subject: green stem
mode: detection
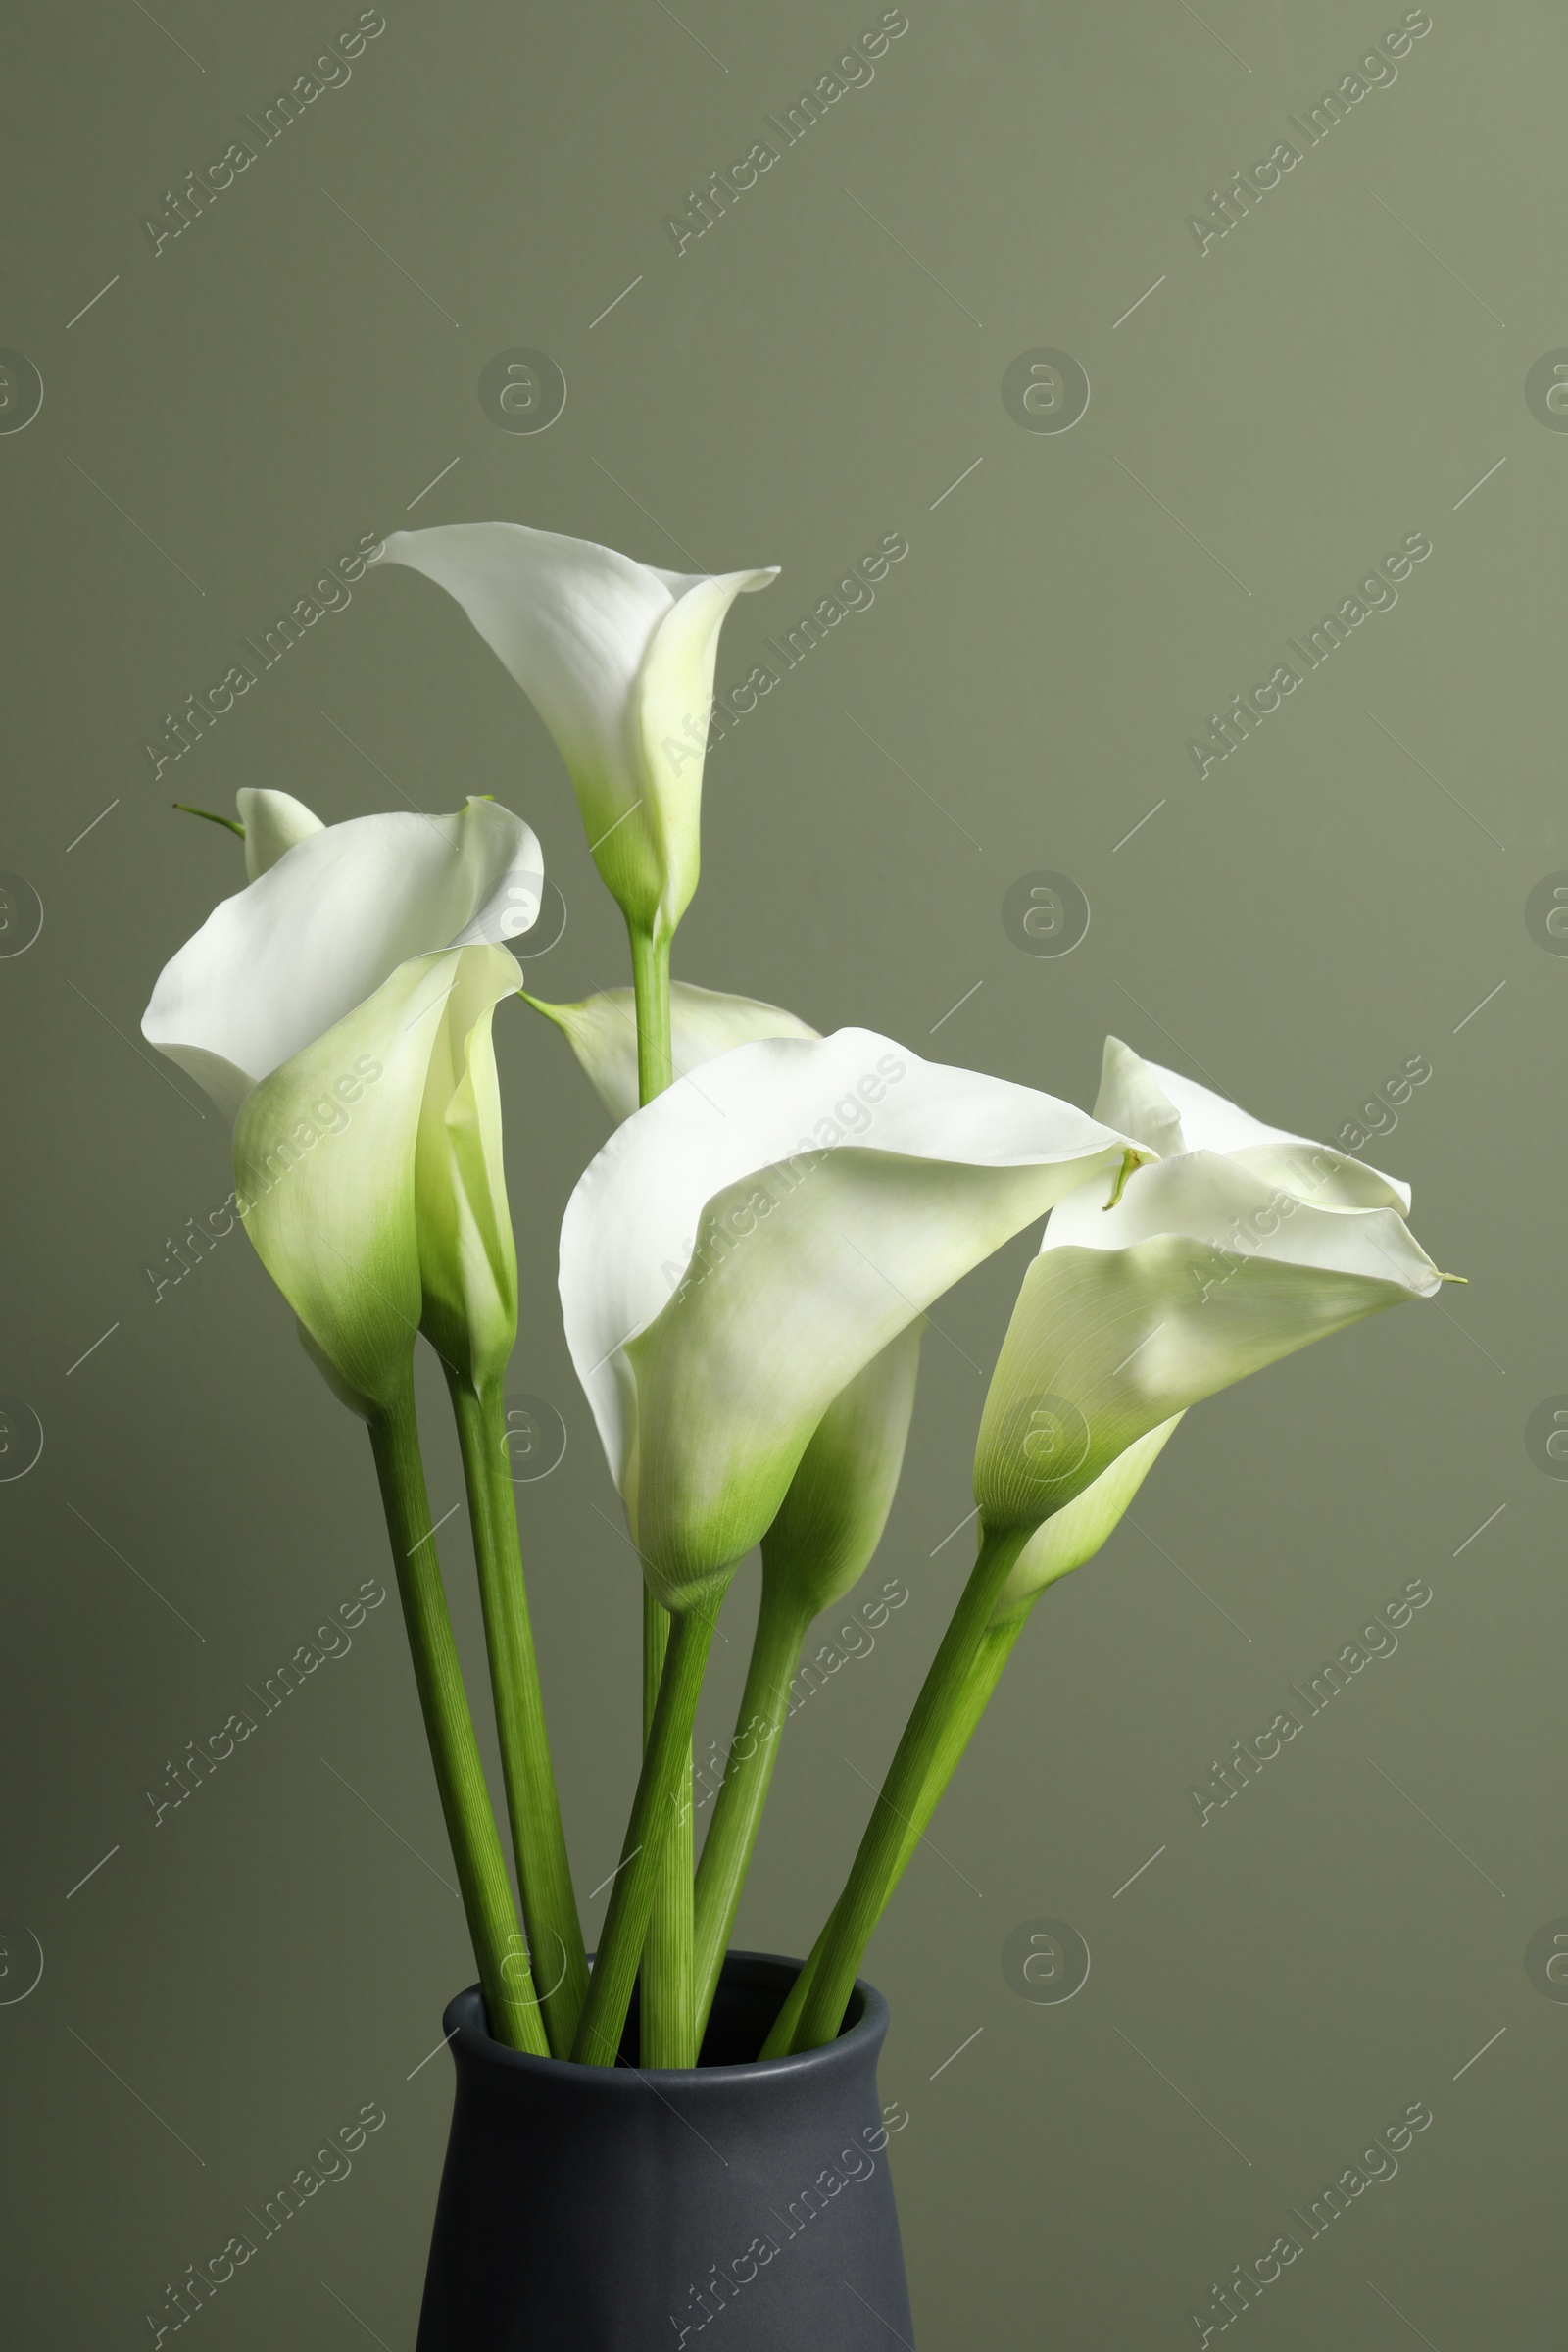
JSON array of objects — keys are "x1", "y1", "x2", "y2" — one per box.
[
  {"x1": 638, "y1": 1581, "x2": 699, "y2": 2063},
  {"x1": 760, "y1": 1615, "x2": 1026, "y2": 2058},
  {"x1": 886, "y1": 1616, "x2": 1028, "y2": 1886},
  {"x1": 571, "y1": 1608, "x2": 717, "y2": 2065},
  {"x1": 787, "y1": 1524, "x2": 1030, "y2": 2052},
  {"x1": 692, "y1": 1573, "x2": 813, "y2": 2036},
  {"x1": 447, "y1": 1369, "x2": 590, "y2": 2057},
  {"x1": 367, "y1": 1380, "x2": 548, "y2": 2056},
  {"x1": 628, "y1": 919, "x2": 673, "y2": 1102},
  {"x1": 643, "y1": 1586, "x2": 668, "y2": 1747},
  {"x1": 758, "y1": 1915, "x2": 833, "y2": 2064},
  {"x1": 627, "y1": 914, "x2": 697, "y2": 2064}
]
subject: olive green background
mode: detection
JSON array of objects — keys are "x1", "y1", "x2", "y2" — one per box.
[{"x1": 2, "y1": 1, "x2": 1563, "y2": 2342}]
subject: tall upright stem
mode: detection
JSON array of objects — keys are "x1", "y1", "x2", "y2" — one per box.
[
  {"x1": 760, "y1": 1613, "x2": 1026, "y2": 2059},
  {"x1": 628, "y1": 920, "x2": 673, "y2": 1101},
  {"x1": 367, "y1": 1379, "x2": 549, "y2": 2056},
  {"x1": 692, "y1": 1572, "x2": 813, "y2": 2035},
  {"x1": 571, "y1": 1608, "x2": 717, "y2": 2065},
  {"x1": 447, "y1": 1369, "x2": 590, "y2": 2056},
  {"x1": 638, "y1": 1579, "x2": 698, "y2": 2063},
  {"x1": 787, "y1": 1523, "x2": 1029, "y2": 2052},
  {"x1": 627, "y1": 914, "x2": 696, "y2": 2066}
]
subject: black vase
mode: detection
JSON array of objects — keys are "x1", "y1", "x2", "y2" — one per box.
[{"x1": 416, "y1": 1950, "x2": 915, "y2": 2350}]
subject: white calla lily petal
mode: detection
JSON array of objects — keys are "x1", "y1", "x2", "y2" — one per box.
[
  {"x1": 991, "y1": 1414, "x2": 1183, "y2": 1624},
  {"x1": 378, "y1": 522, "x2": 775, "y2": 933},
  {"x1": 526, "y1": 979, "x2": 819, "y2": 1126},
  {"x1": 1092, "y1": 1036, "x2": 1188, "y2": 1160},
  {"x1": 143, "y1": 799, "x2": 542, "y2": 1112},
  {"x1": 381, "y1": 523, "x2": 679, "y2": 791},
  {"x1": 1095, "y1": 1037, "x2": 1408, "y2": 1213},
  {"x1": 236, "y1": 788, "x2": 325, "y2": 880},
  {"x1": 976, "y1": 1039, "x2": 1441, "y2": 1545},
  {"x1": 559, "y1": 1028, "x2": 1139, "y2": 1607},
  {"x1": 145, "y1": 798, "x2": 542, "y2": 1416},
  {"x1": 976, "y1": 1239, "x2": 1431, "y2": 1539},
  {"x1": 1044, "y1": 1149, "x2": 1438, "y2": 1293}
]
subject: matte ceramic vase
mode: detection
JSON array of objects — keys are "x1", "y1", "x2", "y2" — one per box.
[{"x1": 416, "y1": 1949, "x2": 915, "y2": 2350}]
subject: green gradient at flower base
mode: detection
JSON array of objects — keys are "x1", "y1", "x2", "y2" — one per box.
[{"x1": 234, "y1": 946, "x2": 525, "y2": 1416}]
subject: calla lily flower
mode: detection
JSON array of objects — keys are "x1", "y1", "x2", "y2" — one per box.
[
  {"x1": 559, "y1": 1028, "x2": 1142, "y2": 1612},
  {"x1": 974, "y1": 1038, "x2": 1443, "y2": 1557},
  {"x1": 525, "y1": 979, "x2": 819, "y2": 1127},
  {"x1": 533, "y1": 979, "x2": 911, "y2": 1599},
  {"x1": 377, "y1": 523, "x2": 777, "y2": 940},
  {"x1": 142, "y1": 791, "x2": 544, "y2": 1414},
  {"x1": 538, "y1": 977, "x2": 914, "y2": 1601}
]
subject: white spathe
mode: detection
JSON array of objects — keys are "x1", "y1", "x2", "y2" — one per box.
[
  {"x1": 974, "y1": 1038, "x2": 1443, "y2": 1549},
  {"x1": 538, "y1": 978, "x2": 915, "y2": 1616},
  {"x1": 378, "y1": 522, "x2": 776, "y2": 939},
  {"x1": 1044, "y1": 1037, "x2": 1432, "y2": 1287},
  {"x1": 559, "y1": 1027, "x2": 1142, "y2": 1609},
  {"x1": 143, "y1": 792, "x2": 543, "y2": 1411},
  {"x1": 145, "y1": 793, "x2": 543, "y2": 1119}
]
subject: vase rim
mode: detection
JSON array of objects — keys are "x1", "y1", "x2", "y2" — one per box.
[{"x1": 441, "y1": 1948, "x2": 889, "y2": 2087}]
